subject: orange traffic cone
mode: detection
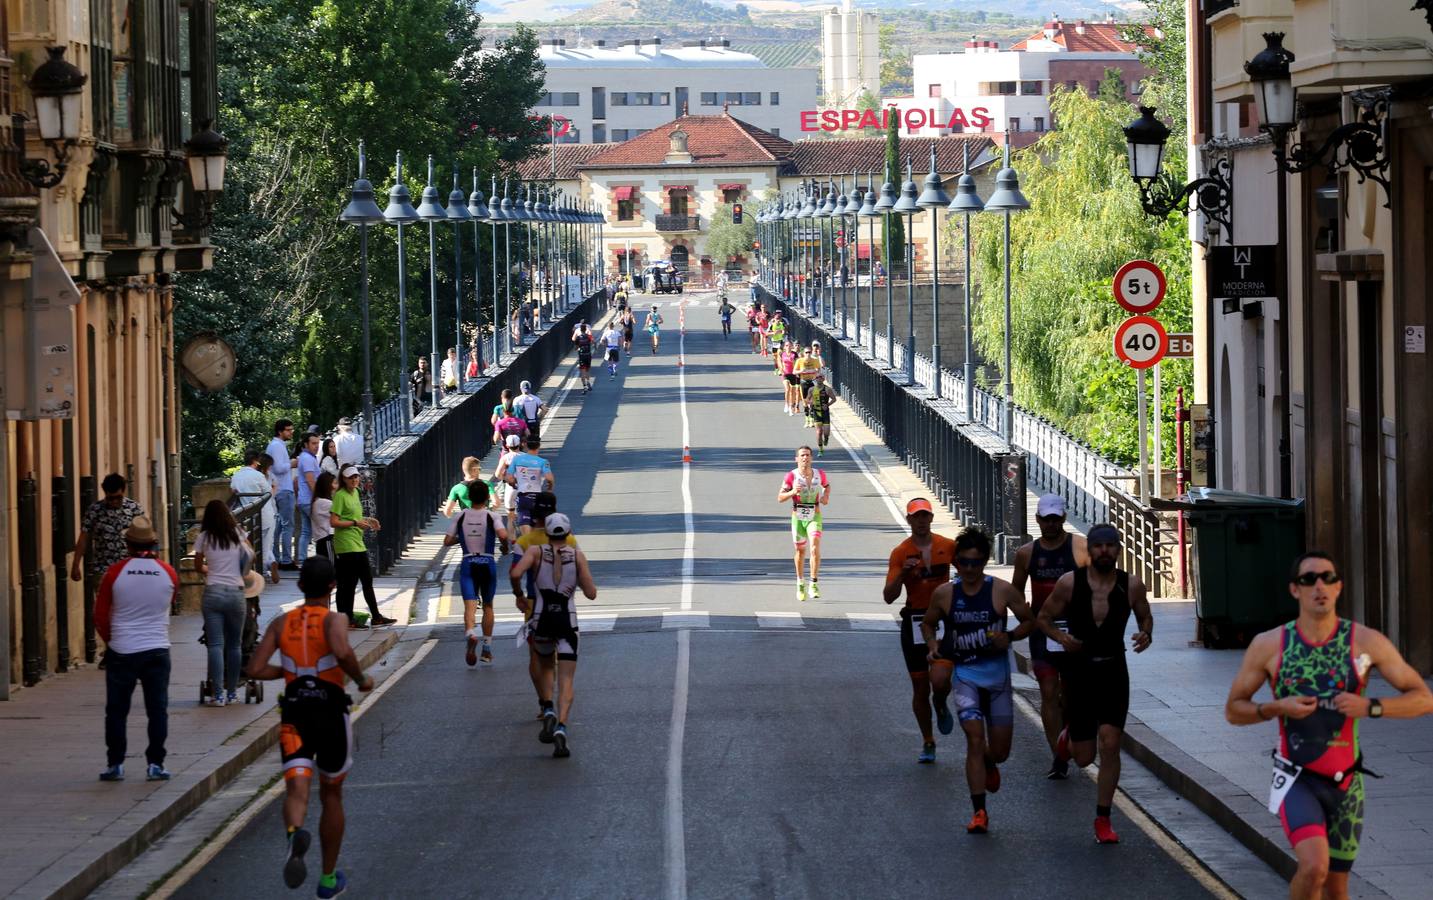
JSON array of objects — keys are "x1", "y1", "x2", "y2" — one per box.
[{"x1": 682, "y1": 445, "x2": 693, "y2": 463}]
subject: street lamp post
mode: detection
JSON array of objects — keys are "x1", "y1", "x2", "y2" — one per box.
[
  {"x1": 383, "y1": 152, "x2": 420, "y2": 432},
  {"x1": 467, "y1": 172, "x2": 490, "y2": 378},
  {"x1": 501, "y1": 180, "x2": 514, "y2": 354},
  {"x1": 892, "y1": 159, "x2": 920, "y2": 386},
  {"x1": 416, "y1": 157, "x2": 447, "y2": 407},
  {"x1": 858, "y1": 169, "x2": 878, "y2": 358},
  {"x1": 446, "y1": 166, "x2": 472, "y2": 393},
  {"x1": 916, "y1": 144, "x2": 951, "y2": 398},
  {"x1": 982, "y1": 144, "x2": 1031, "y2": 444},
  {"x1": 486, "y1": 176, "x2": 504, "y2": 367},
  {"x1": 873, "y1": 167, "x2": 897, "y2": 366},
  {"x1": 835, "y1": 177, "x2": 849, "y2": 339},
  {"x1": 338, "y1": 141, "x2": 386, "y2": 462},
  {"x1": 948, "y1": 144, "x2": 985, "y2": 422},
  {"x1": 844, "y1": 172, "x2": 863, "y2": 345}
]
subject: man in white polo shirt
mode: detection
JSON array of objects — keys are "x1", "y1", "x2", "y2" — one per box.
[{"x1": 94, "y1": 517, "x2": 178, "y2": 782}]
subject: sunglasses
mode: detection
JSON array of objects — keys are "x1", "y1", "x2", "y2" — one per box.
[
  {"x1": 1293, "y1": 571, "x2": 1342, "y2": 587},
  {"x1": 955, "y1": 556, "x2": 987, "y2": 568}
]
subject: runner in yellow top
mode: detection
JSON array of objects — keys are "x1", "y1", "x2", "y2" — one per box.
[{"x1": 793, "y1": 348, "x2": 821, "y2": 425}]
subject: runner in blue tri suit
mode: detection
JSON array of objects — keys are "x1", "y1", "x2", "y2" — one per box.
[
  {"x1": 443, "y1": 480, "x2": 508, "y2": 666},
  {"x1": 645, "y1": 304, "x2": 664, "y2": 355}
]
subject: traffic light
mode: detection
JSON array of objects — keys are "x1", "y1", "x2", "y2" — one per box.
[{"x1": 732, "y1": 203, "x2": 743, "y2": 224}]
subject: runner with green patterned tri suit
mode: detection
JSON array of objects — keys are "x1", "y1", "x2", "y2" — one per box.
[
  {"x1": 776, "y1": 446, "x2": 830, "y2": 602},
  {"x1": 805, "y1": 372, "x2": 836, "y2": 457},
  {"x1": 1226, "y1": 551, "x2": 1433, "y2": 900}
]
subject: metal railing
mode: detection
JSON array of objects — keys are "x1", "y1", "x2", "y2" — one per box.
[
  {"x1": 1099, "y1": 473, "x2": 1176, "y2": 598},
  {"x1": 655, "y1": 214, "x2": 700, "y2": 232}
]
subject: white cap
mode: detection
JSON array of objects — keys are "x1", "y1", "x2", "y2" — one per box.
[
  {"x1": 1036, "y1": 494, "x2": 1067, "y2": 517},
  {"x1": 520, "y1": 380, "x2": 532, "y2": 393},
  {"x1": 545, "y1": 513, "x2": 572, "y2": 537},
  {"x1": 340, "y1": 464, "x2": 362, "y2": 479},
  {"x1": 505, "y1": 434, "x2": 522, "y2": 448}
]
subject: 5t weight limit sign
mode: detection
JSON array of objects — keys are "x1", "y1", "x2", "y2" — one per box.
[{"x1": 1114, "y1": 315, "x2": 1168, "y2": 369}]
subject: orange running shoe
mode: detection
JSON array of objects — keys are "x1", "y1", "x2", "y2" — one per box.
[
  {"x1": 1094, "y1": 816, "x2": 1120, "y2": 844},
  {"x1": 966, "y1": 810, "x2": 989, "y2": 834}
]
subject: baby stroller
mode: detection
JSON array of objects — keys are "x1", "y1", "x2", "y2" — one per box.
[{"x1": 198, "y1": 570, "x2": 266, "y2": 704}]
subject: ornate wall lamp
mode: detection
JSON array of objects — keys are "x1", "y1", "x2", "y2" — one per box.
[{"x1": 1123, "y1": 106, "x2": 1232, "y2": 242}]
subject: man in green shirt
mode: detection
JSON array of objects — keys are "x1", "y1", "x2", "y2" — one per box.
[
  {"x1": 331, "y1": 465, "x2": 395, "y2": 628},
  {"x1": 441, "y1": 457, "x2": 485, "y2": 517}
]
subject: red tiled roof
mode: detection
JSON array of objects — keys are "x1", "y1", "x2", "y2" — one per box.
[
  {"x1": 1010, "y1": 21, "x2": 1151, "y2": 53},
  {"x1": 784, "y1": 135, "x2": 997, "y2": 178},
  {"x1": 516, "y1": 143, "x2": 615, "y2": 180},
  {"x1": 580, "y1": 114, "x2": 793, "y2": 168}
]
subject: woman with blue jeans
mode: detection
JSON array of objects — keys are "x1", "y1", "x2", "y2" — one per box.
[{"x1": 193, "y1": 499, "x2": 254, "y2": 706}]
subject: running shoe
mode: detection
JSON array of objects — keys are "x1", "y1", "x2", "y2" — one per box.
[
  {"x1": 783, "y1": 405, "x2": 790, "y2": 414},
  {"x1": 465, "y1": 634, "x2": 478, "y2": 667},
  {"x1": 285, "y1": 828, "x2": 312, "y2": 888},
  {"x1": 918, "y1": 742, "x2": 936, "y2": 765},
  {"x1": 817, "y1": 446, "x2": 824, "y2": 457},
  {"x1": 985, "y1": 763, "x2": 1002, "y2": 793},
  {"x1": 315, "y1": 870, "x2": 347, "y2": 898},
  {"x1": 966, "y1": 810, "x2": 989, "y2": 834},
  {"x1": 539, "y1": 709, "x2": 557, "y2": 744},
  {"x1": 552, "y1": 725, "x2": 571, "y2": 758},
  {"x1": 98, "y1": 764, "x2": 124, "y2": 782},
  {"x1": 370, "y1": 615, "x2": 398, "y2": 627},
  {"x1": 146, "y1": 763, "x2": 172, "y2": 781},
  {"x1": 207, "y1": 694, "x2": 226, "y2": 708},
  {"x1": 808, "y1": 581, "x2": 820, "y2": 600},
  {"x1": 226, "y1": 690, "x2": 239, "y2": 705},
  {"x1": 1094, "y1": 816, "x2": 1120, "y2": 844},
  {"x1": 935, "y1": 698, "x2": 954, "y2": 735},
  {"x1": 479, "y1": 643, "x2": 493, "y2": 664},
  {"x1": 1055, "y1": 726, "x2": 1071, "y2": 763},
  {"x1": 796, "y1": 581, "x2": 807, "y2": 602},
  {"x1": 1047, "y1": 758, "x2": 1070, "y2": 780}
]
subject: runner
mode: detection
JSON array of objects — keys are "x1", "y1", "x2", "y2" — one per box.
[
  {"x1": 244, "y1": 557, "x2": 374, "y2": 897},
  {"x1": 497, "y1": 435, "x2": 555, "y2": 536},
  {"x1": 515, "y1": 380, "x2": 545, "y2": 435},
  {"x1": 443, "y1": 481, "x2": 508, "y2": 666},
  {"x1": 1010, "y1": 494, "x2": 1089, "y2": 779},
  {"x1": 494, "y1": 435, "x2": 523, "y2": 536},
  {"x1": 1036, "y1": 523, "x2": 1154, "y2": 845},
  {"x1": 793, "y1": 347, "x2": 821, "y2": 424},
  {"x1": 808, "y1": 339, "x2": 824, "y2": 371},
  {"x1": 718, "y1": 297, "x2": 736, "y2": 338},
  {"x1": 768, "y1": 311, "x2": 787, "y2": 360},
  {"x1": 806, "y1": 372, "x2": 836, "y2": 456},
  {"x1": 602, "y1": 320, "x2": 623, "y2": 379},
  {"x1": 493, "y1": 395, "x2": 529, "y2": 447},
  {"x1": 510, "y1": 492, "x2": 577, "y2": 713},
  {"x1": 645, "y1": 304, "x2": 664, "y2": 355},
  {"x1": 440, "y1": 456, "x2": 484, "y2": 518},
  {"x1": 882, "y1": 497, "x2": 957, "y2": 764},
  {"x1": 510, "y1": 514, "x2": 597, "y2": 758},
  {"x1": 755, "y1": 304, "x2": 771, "y2": 357},
  {"x1": 621, "y1": 307, "x2": 636, "y2": 355},
  {"x1": 1225, "y1": 551, "x2": 1433, "y2": 898},
  {"x1": 924, "y1": 528, "x2": 1035, "y2": 834},
  {"x1": 574, "y1": 323, "x2": 596, "y2": 393},
  {"x1": 779, "y1": 342, "x2": 800, "y2": 415},
  {"x1": 490, "y1": 389, "x2": 518, "y2": 442},
  {"x1": 615, "y1": 284, "x2": 628, "y2": 313},
  {"x1": 746, "y1": 301, "x2": 761, "y2": 352},
  {"x1": 776, "y1": 446, "x2": 830, "y2": 601}
]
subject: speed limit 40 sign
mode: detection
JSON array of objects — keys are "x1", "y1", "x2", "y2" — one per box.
[
  {"x1": 1114, "y1": 260, "x2": 1167, "y2": 314},
  {"x1": 1114, "y1": 315, "x2": 1168, "y2": 369}
]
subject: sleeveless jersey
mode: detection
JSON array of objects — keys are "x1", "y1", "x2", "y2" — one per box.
[
  {"x1": 575, "y1": 333, "x2": 594, "y2": 356},
  {"x1": 808, "y1": 384, "x2": 832, "y2": 414},
  {"x1": 1067, "y1": 568, "x2": 1131, "y2": 661},
  {"x1": 279, "y1": 605, "x2": 344, "y2": 687},
  {"x1": 536, "y1": 544, "x2": 579, "y2": 597},
  {"x1": 783, "y1": 468, "x2": 828, "y2": 513},
  {"x1": 533, "y1": 544, "x2": 580, "y2": 641},
  {"x1": 943, "y1": 576, "x2": 1002, "y2": 666},
  {"x1": 1029, "y1": 534, "x2": 1078, "y2": 613},
  {"x1": 449, "y1": 508, "x2": 501, "y2": 558},
  {"x1": 780, "y1": 351, "x2": 796, "y2": 375},
  {"x1": 1274, "y1": 619, "x2": 1364, "y2": 778}
]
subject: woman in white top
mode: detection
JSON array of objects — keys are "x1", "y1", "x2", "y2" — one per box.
[
  {"x1": 193, "y1": 499, "x2": 254, "y2": 706},
  {"x1": 311, "y1": 472, "x2": 337, "y2": 563},
  {"x1": 319, "y1": 438, "x2": 340, "y2": 479}
]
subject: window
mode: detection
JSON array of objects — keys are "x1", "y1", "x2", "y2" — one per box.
[
  {"x1": 1008, "y1": 118, "x2": 1021, "y2": 132},
  {"x1": 996, "y1": 81, "x2": 1017, "y2": 95},
  {"x1": 559, "y1": 128, "x2": 581, "y2": 143},
  {"x1": 537, "y1": 91, "x2": 579, "y2": 107},
  {"x1": 657, "y1": 92, "x2": 671, "y2": 105},
  {"x1": 611, "y1": 129, "x2": 628, "y2": 141},
  {"x1": 562, "y1": 92, "x2": 579, "y2": 106},
  {"x1": 723, "y1": 188, "x2": 741, "y2": 204},
  {"x1": 700, "y1": 92, "x2": 719, "y2": 106},
  {"x1": 670, "y1": 192, "x2": 689, "y2": 215},
  {"x1": 632, "y1": 129, "x2": 649, "y2": 138},
  {"x1": 617, "y1": 199, "x2": 635, "y2": 221},
  {"x1": 1033, "y1": 116, "x2": 1045, "y2": 132},
  {"x1": 726, "y1": 93, "x2": 742, "y2": 105},
  {"x1": 1089, "y1": 80, "x2": 1101, "y2": 94},
  {"x1": 770, "y1": 92, "x2": 780, "y2": 105},
  {"x1": 592, "y1": 124, "x2": 606, "y2": 142},
  {"x1": 927, "y1": 83, "x2": 941, "y2": 98},
  {"x1": 771, "y1": 128, "x2": 779, "y2": 136},
  {"x1": 634, "y1": 92, "x2": 653, "y2": 105},
  {"x1": 611, "y1": 92, "x2": 629, "y2": 106},
  {"x1": 1064, "y1": 80, "x2": 1078, "y2": 92},
  {"x1": 743, "y1": 92, "x2": 761, "y2": 105},
  {"x1": 1020, "y1": 80, "x2": 1043, "y2": 95}
]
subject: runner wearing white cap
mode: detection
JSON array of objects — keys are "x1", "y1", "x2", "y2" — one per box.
[{"x1": 514, "y1": 381, "x2": 544, "y2": 435}]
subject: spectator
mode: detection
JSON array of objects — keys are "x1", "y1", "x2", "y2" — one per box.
[
  {"x1": 332, "y1": 465, "x2": 396, "y2": 628},
  {"x1": 410, "y1": 357, "x2": 433, "y2": 411},
  {"x1": 229, "y1": 451, "x2": 277, "y2": 585},
  {"x1": 265, "y1": 419, "x2": 297, "y2": 571},
  {"x1": 466, "y1": 343, "x2": 483, "y2": 380},
  {"x1": 319, "y1": 438, "x2": 340, "y2": 479},
  {"x1": 95, "y1": 516, "x2": 176, "y2": 782},
  {"x1": 441, "y1": 347, "x2": 460, "y2": 396},
  {"x1": 193, "y1": 500, "x2": 254, "y2": 706},
  {"x1": 295, "y1": 432, "x2": 321, "y2": 561},
  {"x1": 311, "y1": 472, "x2": 337, "y2": 563},
  {"x1": 71, "y1": 472, "x2": 145, "y2": 585},
  {"x1": 333, "y1": 417, "x2": 363, "y2": 468}
]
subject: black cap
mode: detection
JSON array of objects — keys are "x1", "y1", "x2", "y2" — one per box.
[{"x1": 298, "y1": 556, "x2": 337, "y2": 597}]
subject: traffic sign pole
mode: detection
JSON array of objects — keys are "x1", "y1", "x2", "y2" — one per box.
[
  {"x1": 1153, "y1": 363, "x2": 1162, "y2": 500},
  {"x1": 1138, "y1": 368, "x2": 1149, "y2": 500}
]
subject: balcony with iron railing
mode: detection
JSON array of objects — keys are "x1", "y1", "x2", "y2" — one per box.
[{"x1": 655, "y1": 214, "x2": 700, "y2": 232}]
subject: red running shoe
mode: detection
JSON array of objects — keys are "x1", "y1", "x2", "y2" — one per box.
[
  {"x1": 1094, "y1": 816, "x2": 1120, "y2": 844},
  {"x1": 966, "y1": 810, "x2": 989, "y2": 834},
  {"x1": 1055, "y1": 727, "x2": 1071, "y2": 763},
  {"x1": 985, "y1": 763, "x2": 1002, "y2": 793}
]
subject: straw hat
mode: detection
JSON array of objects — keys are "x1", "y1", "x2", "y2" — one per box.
[
  {"x1": 124, "y1": 516, "x2": 158, "y2": 544},
  {"x1": 243, "y1": 569, "x2": 266, "y2": 599}
]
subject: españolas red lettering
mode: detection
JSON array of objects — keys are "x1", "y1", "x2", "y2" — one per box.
[{"x1": 799, "y1": 107, "x2": 994, "y2": 133}]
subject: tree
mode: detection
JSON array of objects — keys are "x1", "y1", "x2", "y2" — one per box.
[
  {"x1": 705, "y1": 202, "x2": 755, "y2": 269},
  {"x1": 882, "y1": 111, "x2": 904, "y2": 276},
  {"x1": 878, "y1": 24, "x2": 912, "y2": 95},
  {"x1": 1122, "y1": 0, "x2": 1187, "y2": 150}
]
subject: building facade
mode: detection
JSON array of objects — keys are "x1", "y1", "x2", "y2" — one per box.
[
  {"x1": 532, "y1": 38, "x2": 819, "y2": 145},
  {"x1": 1198, "y1": 0, "x2": 1433, "y2": 669},
  {"x1": 821, "y1": 0, "x2": 880, "y2": 108},
  {"x1": 2, "y1": 0, "x2": 220, "y2": 693}
]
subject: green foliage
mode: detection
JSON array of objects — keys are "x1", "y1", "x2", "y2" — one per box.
[
  {"x1": 878, "y1": 24, "x2": 912, "y2": 95},
  {"x1": 706, "y1": 202, "x2": 756, "y2": 267},
  {"x1": 882, "y1": 112, "x2": 904, "y2": 274},
  {"x1": 964, "y1": 87, "x2": 1192, "y2": 467},
  {"x1": 1122, "y1": 0, "x2": 1188, "y2": 149}
]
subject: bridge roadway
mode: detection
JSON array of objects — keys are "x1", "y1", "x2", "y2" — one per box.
[{"x1": 172, "y1": 290, "x2": 1225, "y2": 899}]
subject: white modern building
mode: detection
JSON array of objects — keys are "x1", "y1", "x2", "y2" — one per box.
[
  {"x1": 532, "y1": 37, "x2": 819, "y2": 144},
  {"x1": 822, "y1": 0, "x2": 880, "y2": 107}
]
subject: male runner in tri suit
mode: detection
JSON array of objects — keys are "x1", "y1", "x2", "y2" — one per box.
[
  {"x1": 924, "y1": 528, "x2": 1035, "y2": 834},
  {"x1": 602, "y1": 321, "x2": 623, "y2": 378},
  {"x1": 719, "y1": 297, "x2": 736, "y2": 337},
  {"x1": 499, "y1": 434, "x2": 555, "y2": 535},
  {"x1": 768, "y1": 312, "x2": 787, "y2": 360},
  {"x1": 754, "y1": 304, "x2": 770, "y2": 357},
  {"x1": 793, "y1": 349, "x2": 821, "y2": 424},
  {"x1": 1225, "y1": 551, "x2": 1433, "y2": 899},
  {"x1": 510, "y1": 492, "x2": 578, "y2": 718},
  {"x1": 1011, "y1": 493, "x2": 1088, "y2": 778},
  {"x1": 574, "y1": 323, "x2": 596, "y2": 393},
  {"x1": 1037, "y1": 523, "x2": 1153, "y2": 845},
  {"x1": 779, "y1": 342, "x2": 800, "y2": 415},
  {"x1": 510, "y1": 513, "x2": 597, "y2": 758},
  {"x1": 645, "y1": 304, "x2": 664, "y2": 354},
  {"x1": 746, "y1": 301, "x2": 761, "y2": 352},
  {"x1": 245, "y1": 557, "x2": 374, "y2": 897},
  {"x1": 806, "y1": 372, "x2": 836, "y2": 456},
  {"x1": 882, "y1": 497, "x2": 956, "y2": 763},
  {"x1": 776, "y1": 446, "x2": 830, "y2": 601},
  {"x1": 444, "y1": 481, "x2": 508, "y2": 666},
  {"x1": 621, "y1": 307, "x2": 636, "y2": 355}
]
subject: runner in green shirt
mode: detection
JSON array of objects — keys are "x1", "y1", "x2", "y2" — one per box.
[{"x1": 441, "y1": 457, "x2": 484, "y2": 517}]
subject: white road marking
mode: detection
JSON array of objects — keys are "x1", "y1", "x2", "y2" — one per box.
[
  {"x1": 829, "y1": 419, "x2": 908, "y2": 529},
  {"x1": 755, "y1": 611, "x2": 804, "y2": 628},
  {"x1": 666, "y1": 627, "x2": 691, "y2": 900},
  {"x1": 581, "y1": 616, "x2": 616, "y2": 633},
  {"x1": 677, "y1": 300, "x2": 695, "y2": 612},
  {"x1": 147, "y1": 639, "x2": 439, "y2": 900},
  {"x1": 663, "y1": 611, "x2": 709, "y2": 629},
  {"x1": 847, "y1": 612, "x2": 899, "y2": 630}
]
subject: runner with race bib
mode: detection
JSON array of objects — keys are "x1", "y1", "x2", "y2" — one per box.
[{"x1": 776, "y1": 446, "x2": 830, "y2": 602}]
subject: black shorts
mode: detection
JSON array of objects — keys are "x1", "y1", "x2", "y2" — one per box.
[
  {"x1": 1063, "y1": 657, "x2": 1130, "y2": 742},
  {"x1": 898, "y1": 607, "x2": 930, "y2": 674},
  {"x1": 784, "y1": 373, "x2": 799, "y2": 386},
  {"x1": 578, "y1": 353, "x2": 592, "y2": 369},
  {"x1": 623, "y1": 328, "x2": 634, "y2": 341},
  {"x1": 607, "y1": 348, "x2": 620, "y2": 362},
  {"x1": 279, "y1": 679, "x2": 353, "y2": 782},
  {"x1": 811, "y1": 409, "x2": 831, "y2": 426}
]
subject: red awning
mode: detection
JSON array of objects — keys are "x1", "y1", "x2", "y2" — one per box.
[
  {"x1": 612, "y1": 186, "x2": 635, "y2": 201},
  {"x1": 856, "y1": 245, "x2": 872, "y2": 258},
  {"x1": 613, "y1": 248, "x2": 628, "y2": 255},
  {"x1": 717, "y1": 183, "x2": 744, "y2": 192},
  {"x1": 665, "y1": 185, "x2": 692, "y2": 193}
]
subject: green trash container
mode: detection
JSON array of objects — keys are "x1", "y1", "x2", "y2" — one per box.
[{"x1": 1155, "y1": 489, "x2": 1304, "y2": 648}]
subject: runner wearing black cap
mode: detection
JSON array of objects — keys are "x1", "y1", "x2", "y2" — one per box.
[{"x1": 1036, "y1": 522, "x2": 1153, "y2": 844}]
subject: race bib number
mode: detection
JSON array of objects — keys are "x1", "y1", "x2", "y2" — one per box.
[
  {"x1": 515, "y1": 466, "x2": 544, "y2": 494},
  {"x1": 794, "y1": 504, "x2": 816, "y2": 522},
  {"x1": 912, "y1": 618, "x2": 944, "y2": 643},
  {"x1": 1267, "y1": 753, "x2": 1303, "y2": 815},
  {"x1": 1044, "y1": 622, "x2": 1069, "y2": 652}
]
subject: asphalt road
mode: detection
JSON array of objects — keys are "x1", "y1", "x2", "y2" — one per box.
[{"x1": 173, "y1": 290, "x2": 1220, "y2": 899}]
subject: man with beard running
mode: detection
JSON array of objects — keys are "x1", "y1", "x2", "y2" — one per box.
[
  {"x1": 1011, "y1": 494, "x2": 1088, "y2": 778},
  {"x1": 776, "y1": 446, "x2": 830, "y2": 601},
  {"x1": 1037, "y1": 523, "x2": 1153, "y2": 845},
  {"x1": 1225, "y1": 552, "x2": 1432, "y2": 899},
  {"x1": 923, "y1": 528, "x2": 1035, "y2": 834}
]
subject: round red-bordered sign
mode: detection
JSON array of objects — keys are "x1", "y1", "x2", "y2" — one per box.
[
  {"x1": 1113, "y1": 315, "x2": 1168, "y2": 369},
  {"x1": 1113, "y1": 259, "x2": 1167, "y2": 314}
]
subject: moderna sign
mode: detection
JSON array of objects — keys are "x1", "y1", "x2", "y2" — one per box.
[{"x1": 800, "y1": 106, "x2": 994, "y2": 134}]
